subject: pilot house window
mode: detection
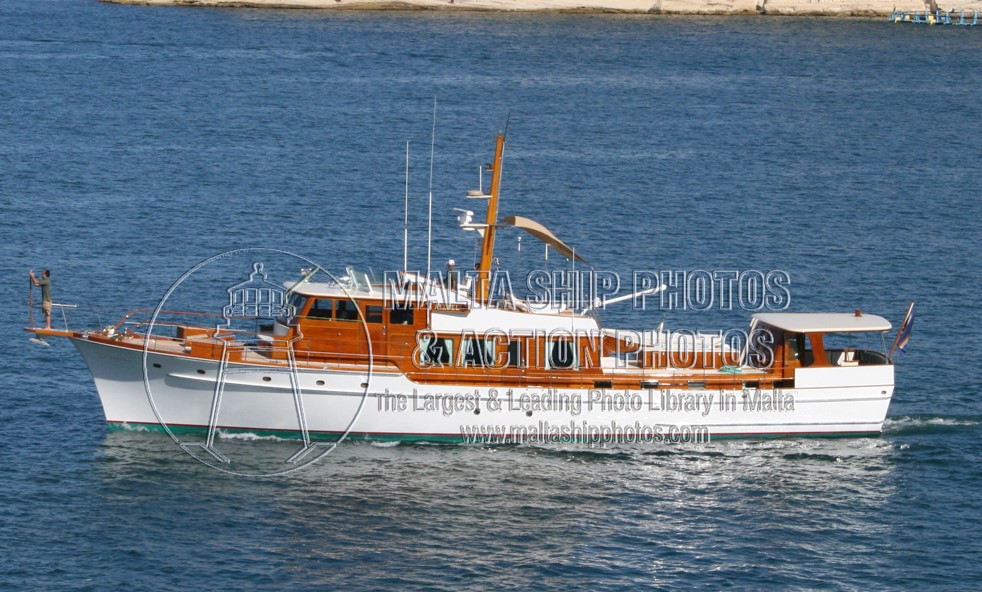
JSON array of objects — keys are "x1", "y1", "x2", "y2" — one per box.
[
  {"x1": 335, "y1": 300, "x2": 360, "y2": 321},
  {"x1": 307, "y1": 298, "x2": 333, "y2": 319}
]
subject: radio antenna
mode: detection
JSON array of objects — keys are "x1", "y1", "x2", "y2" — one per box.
[
  {"x1": 403, "y1": 141, "x2": 410, "y2": 274},
  {"x1": 426, "y1": 98, "x2": 436, "y2": 283}
]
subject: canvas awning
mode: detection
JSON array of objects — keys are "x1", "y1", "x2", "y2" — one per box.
[
  {"x1": 752, "y1": 313, "x2": 892, "y2": 333},
  {"x1": 499, "y1": 215, "x2": 588, "y2": 264}
]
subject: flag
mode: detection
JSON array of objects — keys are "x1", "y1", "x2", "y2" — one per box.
[{"x1": 895, "y1": 301, "x2": 915, "y2": 353}]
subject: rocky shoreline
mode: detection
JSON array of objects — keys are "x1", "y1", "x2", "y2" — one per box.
[{"x1": 101, "y1": 0, "x2": 982, "y2": 17}]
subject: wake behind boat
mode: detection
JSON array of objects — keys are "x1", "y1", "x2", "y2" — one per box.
[{"x1": 29, "y1": 133, "x2": 909, "y2": 453}]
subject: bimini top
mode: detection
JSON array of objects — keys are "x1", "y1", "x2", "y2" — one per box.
[{"x1": 752, "y1": 312, "x2": 892, "y2": 333}]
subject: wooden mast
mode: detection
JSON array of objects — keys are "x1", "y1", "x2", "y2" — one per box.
[{"x1": 476, "y1": 134, "x2": 506, "y2": 304}]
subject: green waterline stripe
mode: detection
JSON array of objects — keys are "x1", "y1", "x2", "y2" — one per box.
[{"x1": 107, "y1": 422, "x2": 880, "y2": 443}]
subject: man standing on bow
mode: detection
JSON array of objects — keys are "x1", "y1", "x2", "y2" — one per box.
[{"x1": 29, "y1": 269, "x2": 52, "y2": 329}]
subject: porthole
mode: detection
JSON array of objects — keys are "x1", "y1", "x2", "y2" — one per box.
[
  {"x1": 262, "y1": 376, "x2": 271, "y2": 382},
  {"x1": 316, "y1": 380, "x2": 325, "y2": 386},
  {"x1": 152, "y1": 363, "x2": 162, "y2": 369},
  {"x1": 196, "y1": 369, "x2": 205, "y2": 375}
]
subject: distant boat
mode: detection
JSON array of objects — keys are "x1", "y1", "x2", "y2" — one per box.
[
  {"x1": 30, "y1": 133, "x2": 906, "y2": 454},
  {"x1": 890, "y1": 9, "x2": 979, "y2": 25}
]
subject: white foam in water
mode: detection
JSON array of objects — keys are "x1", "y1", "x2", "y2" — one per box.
[
  {"x1": 883, "y1": 416, "x2": 979, "y2": 433},
  {"x1": 216, "y1": 430, "x2": 291, "y2": 442}
]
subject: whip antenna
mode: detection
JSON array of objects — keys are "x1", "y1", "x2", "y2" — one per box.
[
  {"x1": 426, "y1": 98, "x2": 436, "y2": 283},
  {"x1": 403, "y1": 141, "x2": 410, "y2": 274}
]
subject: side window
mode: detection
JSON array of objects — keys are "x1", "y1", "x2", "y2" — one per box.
[
  {"x1": 335, "y1": 300, "x2": 360, "y2": 321},
  {"x1": 797, "y1": 334, "x2": 814, "y2": 367},
  {"x1": 287, "y1": 294, "x2": 308, "y2": 318},
  {"x1": 307, "y1": 298, "x2": 333, "y2": 319},
  {"x1": 390, "y1": 305, "x2": 414, "y2": 325},
  {"x1": 418, "y1": 334, "x2": 453, "y2": 366},
  {"x1": 280, "y1": 294, "x2": 307, "y2": 324},
  {"x1": 746, "y1": 326, "x2": 775, "y2": 369},
  {"x1": 547, "y1": 339, "x2": 578, "y2": 369},
  {"x1": 460, "y1": 338, "x2": 493, "y2": 368}
]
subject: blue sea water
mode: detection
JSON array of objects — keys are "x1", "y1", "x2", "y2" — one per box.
[{"x1": 2, "y1": 1, "x2": 981, "y2": 589}]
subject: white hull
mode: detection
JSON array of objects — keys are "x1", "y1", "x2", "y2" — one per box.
[{"x1": 73, "y1": 337, "x2": 894, "y2": 442}]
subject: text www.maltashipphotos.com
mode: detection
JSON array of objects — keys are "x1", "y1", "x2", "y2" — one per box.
[{"x1": 459, "y1": 421, "x2": 711, "y2": 444}]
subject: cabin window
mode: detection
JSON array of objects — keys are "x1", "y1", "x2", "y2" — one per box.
[
  {"x1": 787, "y1": 333, "x2": 829, "y2": 367},
  {"x1": 460, "y1": 338, "x2": 494, "y2": 368},
  {"x1": 786, "y1": 333, "x2": 805, "y2": 364},
  {"x1": 741, "y1": 326, "x2": 774, "y2": 369},
  {"x1": 390, "y1": 305, "x2": 414, "y2": 325},
  {"x1": 307, "y1": 298, "x2": 334, "y2": 319},
  {"x1": 547, "y1": 339, "x2": 578, "y2": 369},
  {"x1": 365, "y1": 305, "x2": 383, "y2": 324},
  {"x1": 280, "y1": 294, "x2": 307, "y2": 323},
  {"x1": 506, "y1": 340, "x2": 524, "y2": 368},
  {"x1": 822, "y1": 332, "x2": 886, "y2": 366},
  {"x1": 418, "y1": 335, "x2": 453, "y2": 366},
  {"x1": 335, "y1": 300, "x2": 360, "y2": 321}
]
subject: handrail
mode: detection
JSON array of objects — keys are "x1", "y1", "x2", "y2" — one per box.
[
  {"x1": 48, "y1": 303, "x2": 78, "y2": 331},
  {"x1": 113, "y1": 308, "x2": 267, "y2": 327}
]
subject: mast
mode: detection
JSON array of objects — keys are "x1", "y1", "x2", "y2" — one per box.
[
  {"x1": 475, "y1": 134, "x2": 506, "y2": 304},
  {"x1": 403, "y1": 141, "x2": 410, "y2": 274}
]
